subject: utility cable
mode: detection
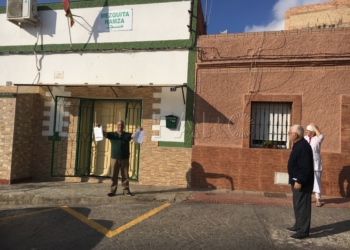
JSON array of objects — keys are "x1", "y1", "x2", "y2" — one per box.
[
  {"x1": 32, "y1": 17, "x2": 42, "y2": 84},
  {"x1": 67, "y1": 17, "x2": 73, "y2": 49}
]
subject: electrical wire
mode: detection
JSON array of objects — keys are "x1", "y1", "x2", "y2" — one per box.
[
  {"x1": 32, "y1": 16, "x2": 42, "y2": 84},
  {"x1": 197, "y1": 48, "x2": 350, "y2": 62},
  {"x1": 245, "y1": 32, "x2": 265, "y2": 106},
  {"x1": 67, "y1": 16, "x2": 73, "y2": 49}
]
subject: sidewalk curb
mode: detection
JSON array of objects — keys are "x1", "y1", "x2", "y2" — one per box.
[
  {"x1": 0, "y1": 182, "x2": 349, "y2": 208},
  {"x1": 0, "y1": 191, "x2": 193, "y2": 206}
]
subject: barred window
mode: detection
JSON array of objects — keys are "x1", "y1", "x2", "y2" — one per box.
[{"x1": 250, "y1": 102, "x2": 291, "y2": 149}]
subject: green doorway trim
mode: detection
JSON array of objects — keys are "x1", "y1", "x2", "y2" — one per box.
[
  {"x1": 124, "y1": 99, "x2": 142, "y2": 181},
  {"x1": 158, "y1": 142, "x2": 186, "y2": 148},
  {"x1": 51, "y1": 96, "x2": 94, "y2": 177}
]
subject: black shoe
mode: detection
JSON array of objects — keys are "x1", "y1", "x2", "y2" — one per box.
[
  {"x1": 286, "y1": 226, "x2": 297, "y2": 232},
  {"x1": 290, "y1": 233, "x2": 309, "y2": 239},
  {"x1": 124, "y1": 191, "x2": 133, "y2": 197},
  {"x1": 107, "y1": 192, "x2": 115, "y2": 197}
]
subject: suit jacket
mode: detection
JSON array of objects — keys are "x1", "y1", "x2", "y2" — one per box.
[{"x1": 288, "y1": 138, "x2": 314, "y2": 192}]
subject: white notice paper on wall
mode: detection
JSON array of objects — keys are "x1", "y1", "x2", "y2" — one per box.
[
  {"x1": 94, "y1": 126, "x2": 104, "y2": 142},
  {"x1": 133, "y1": 129, "x2": 145, "y2": 144}
]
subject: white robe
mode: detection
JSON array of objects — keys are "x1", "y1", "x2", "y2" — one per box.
[{"x1": 304, "y1": 134, "x2": 324, "y2": 195}]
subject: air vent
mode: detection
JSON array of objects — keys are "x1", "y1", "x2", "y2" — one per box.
[
  {"x1": 7, "y1": 0, "x2": 22, "y2": 18},
  {"x1": 6, "y1": 0, "x2": 37, "y2": 26}
]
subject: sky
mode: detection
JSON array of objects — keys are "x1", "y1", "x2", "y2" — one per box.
[
  {"x1": 1, "y1": 0, "x2": 331, "y2": 34},
  {"x1": 202, "y1": 0, "x2": 330, "y2": 34}
]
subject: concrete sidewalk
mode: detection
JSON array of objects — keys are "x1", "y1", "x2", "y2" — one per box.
[
  {"x1": 0, "y1": 181, "x2": 190, "y2": 206},
  {"x1": 1, "y1": 180, "x2": 350, "y2": 208}
]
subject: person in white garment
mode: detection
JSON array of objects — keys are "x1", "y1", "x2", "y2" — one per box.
[{"x1": 304, "y1": 123, "x2": 324, "y2": 207}]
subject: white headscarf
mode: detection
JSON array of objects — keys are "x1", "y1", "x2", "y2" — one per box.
[{"x1": 306, "y1": 125, "x2": 314, "y2": 132}]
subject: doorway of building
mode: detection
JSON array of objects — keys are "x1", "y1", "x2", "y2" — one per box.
[
  {"x1": 90, "y1": 100, "x2": 142, "y2": 180},
  {"x1": 51, "y1": 98, "x2": 142, "y2": 180}
]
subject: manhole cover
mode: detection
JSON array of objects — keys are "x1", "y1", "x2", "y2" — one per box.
[{"x1": 264, "y1": 192, "x2": 287, "y2": 198}]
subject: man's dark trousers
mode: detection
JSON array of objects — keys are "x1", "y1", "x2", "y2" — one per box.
[
  {"x1": 291, "y1": 186, "x2": 312, "y2": 236},
  {"x1": 110, "y1": 158, "x2": 130, "y2": 194}
]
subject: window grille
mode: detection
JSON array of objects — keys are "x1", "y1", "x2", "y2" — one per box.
[{"x1": 250, "y1": 102, "x2": 291, "y2": 149}]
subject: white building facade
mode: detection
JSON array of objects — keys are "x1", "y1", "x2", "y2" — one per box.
[{"x1": 0, "y1": 0, "x2": 205, "y2": 186}]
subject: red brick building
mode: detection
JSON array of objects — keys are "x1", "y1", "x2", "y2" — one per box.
[{"x1": 192, "y1": 28, "x2": 350, "y2": 197}]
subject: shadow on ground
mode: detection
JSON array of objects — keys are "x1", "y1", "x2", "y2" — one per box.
[{"x1": 311, "y1": 220, "x2": 350, "y2": 238}]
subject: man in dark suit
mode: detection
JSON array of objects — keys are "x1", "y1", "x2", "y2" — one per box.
[{"x1": 287, "y1": 125, "x2": 314, "y2": 239}]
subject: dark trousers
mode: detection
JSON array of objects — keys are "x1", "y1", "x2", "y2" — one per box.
[
  {"x1": 291, "y1": 186, "x2": 312, "y2": 236},
  {"x1": 110, "y1": 158, "x2": 130, "y2": 194}
]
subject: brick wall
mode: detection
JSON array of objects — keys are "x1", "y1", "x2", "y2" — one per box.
[
  {"x1": 28, "y1": 87, "x2": 53, "y2": 180},
  {"x1": 0, "y1": 87, "x2": 17, "y2": 184},
  {"x1": 51, "y1": 97, "x2": 80, "y2": 177},
  {"x1": 192, "y1": 146, "x2": 350, "y2": 197},
  {"x1": 194, "y1": 67, "x2": 350, "y2": 152},
  {"x1": 192, "y1": 146, "x2": 291, "y2": 193},
  {"x1": 140, "y1": 119, "x2": 192, "y2": 187},
  {"x1": 285, "y1": 0, "x2": 350, "y2": 30},
  {"x1": 10, "y1": 94, "x2": 39, "y2": 182}
]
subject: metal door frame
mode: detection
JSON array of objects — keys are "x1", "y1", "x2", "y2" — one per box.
[
  {"x1": 124, "y1": 99, "x2": 142, "y2": 181},
  {"x1": 50, "y1": 96, "x2": 94, "y2": 177}
]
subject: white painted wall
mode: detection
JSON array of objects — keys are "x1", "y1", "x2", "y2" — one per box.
[
  {"x1": 0, "y1": 50, "x2": 189, "y2": 85},
  {"x1": 152, "y1": 87, "x2": 187, "y2": 142},
  {"x1": 1, "y1": 1, "x2": 191, "y2": 143},
  {"x1": 0, "y1": 1, "x2": 191, "y2": 46}
]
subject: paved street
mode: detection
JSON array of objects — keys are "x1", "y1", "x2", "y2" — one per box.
[{"x1": 1, "y1": 202, "x2": 349, "y2": 250}]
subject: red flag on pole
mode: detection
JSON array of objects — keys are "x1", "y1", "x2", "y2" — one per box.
[{"x1": 62, "y1": 0, "x2": 74, "y2": 27}]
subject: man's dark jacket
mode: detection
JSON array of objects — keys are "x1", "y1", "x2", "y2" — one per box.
[{"x1": 288, "y1": 138, "x2": 314, "y2": 192}]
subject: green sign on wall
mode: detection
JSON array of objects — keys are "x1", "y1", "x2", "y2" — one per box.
[{"x1": 98, "y1": 9, "x2": 133, "y2": 32}]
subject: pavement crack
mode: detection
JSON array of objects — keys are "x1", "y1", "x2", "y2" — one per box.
[{"x1": 252, "y1": 205, "x2": 274, "y2": 248}]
